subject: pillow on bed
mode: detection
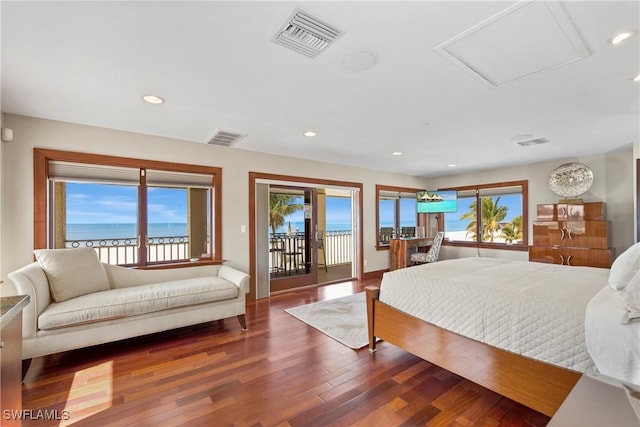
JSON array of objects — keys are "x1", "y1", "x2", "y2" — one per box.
[
  {"x1": 623, "y1": 270, "x2": 640, "y2": 324},
  {"x1": 608, "y1": 242, "x2": 640, "y2": 291},
  {"x1": 34, "y1": 247, "x2": 110, "y2": 303}
]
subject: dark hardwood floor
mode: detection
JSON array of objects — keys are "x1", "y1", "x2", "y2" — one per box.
[{"x1": 21, "y1": 278, "x2": 550, "y2": 426}]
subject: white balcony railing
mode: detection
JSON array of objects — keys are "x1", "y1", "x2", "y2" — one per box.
[
  {"x1": 67, "y1": 229, "x2": 354, "y2": 269},
  {"x1": 268, "y1": 230, "x2": 352, "y2": 276},
  {"x1": 67, "y1": 235, "x2": 190, "y2": 265}
]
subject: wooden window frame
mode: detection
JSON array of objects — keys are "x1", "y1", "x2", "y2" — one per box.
[
  {"x1": 34, "y1": 148, "x2": 223, "y2": 267},
  {"x1": 439, "y1": 180, "x2": 529, "y2": 251},
  {"x1": 375, "y1": 184, "x2": 424, "y2": 250}
]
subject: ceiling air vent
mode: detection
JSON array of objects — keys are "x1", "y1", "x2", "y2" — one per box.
[
  {"x1": 272, "y1": 8, "x2": 343, "y2": 58},
  {"x1": 207, "y1": 130, "x2": 247, "y2": 147},
  {"x1": 515, "y1": 137, "x2": 550, "y2": 147}
]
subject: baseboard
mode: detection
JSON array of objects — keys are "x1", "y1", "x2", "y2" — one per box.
[{"x1": 362, "y1": 269, "x2": 387, "y2": 281}]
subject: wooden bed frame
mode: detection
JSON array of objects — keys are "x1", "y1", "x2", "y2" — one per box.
[{"x1": 365, "y1": 286, "x2": 580, "y2": 417}]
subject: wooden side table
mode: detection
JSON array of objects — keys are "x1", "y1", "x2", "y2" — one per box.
[
  {"x1": 1, "y1": 294, "x2": 30, "y2": 426},
  {"x1": 549, "y1": 374, "x2": 639, "y2": 426}
]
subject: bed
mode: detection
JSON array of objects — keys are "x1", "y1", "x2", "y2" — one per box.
[{"x1": 366, "y1": 255, "x2": 640, "y2": 417}]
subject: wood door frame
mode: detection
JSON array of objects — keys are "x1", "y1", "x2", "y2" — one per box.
[{"x1": 248, "y1": 172, "x2": 363, "y2": 302}]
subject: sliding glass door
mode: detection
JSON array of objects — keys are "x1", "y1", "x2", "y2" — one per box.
[
  {"x1": 251, "y1": 173, "x2": 361, "y2": 301},
  {"x1": 268, "y1": 186, "x2": 318, "y2": 292}
]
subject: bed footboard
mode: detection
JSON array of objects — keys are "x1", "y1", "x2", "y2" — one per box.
[{"x1": 364, "y1": 285, "x2": 579, "y2": 417}]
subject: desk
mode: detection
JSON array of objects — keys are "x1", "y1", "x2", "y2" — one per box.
[{"x1": 389, "y1": 238, "x2": 433, "y2": 270}]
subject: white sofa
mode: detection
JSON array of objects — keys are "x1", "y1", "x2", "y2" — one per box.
[{"x1": 5, "y1": 248, "x2": 250, "y2": 363}]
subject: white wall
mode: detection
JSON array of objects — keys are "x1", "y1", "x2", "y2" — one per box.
[
  {"x1": 1, "y1": 114, "x2": 635, "y2": 285},
  {"x1": 0, "y1": 114, "x2": 427, "y2": 282},
  {"x1": 428, "y1": 148, "x2": 635, "y2": 261}
]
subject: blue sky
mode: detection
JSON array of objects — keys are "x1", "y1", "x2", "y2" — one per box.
[
  {"x1": 455, "y1": 194, "x2": 522, "y2": 222},
  {"x1": 281, "y1": 196, "x2": 352, "y2": 224},
  {"x1": 67, "y1": 183, "x2": 521, "y2": 227},
  {"x1": 67, "y1": 184, "x2": 354, "y2": 225},
  {"x1": 66, "y1": 183, "x2": 187, "y2": 224}
]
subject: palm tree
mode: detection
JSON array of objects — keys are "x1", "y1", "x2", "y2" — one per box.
[
  {"x1": 460, "y1": 200, "x2": 479, "y2": 240},
  {"x1": 500, "y1": 215, "x2": 523, "y2": 243},
  {"x1": 460, "y1": 197, "x2": 508, "y2": 242},
  {"x1": 269, "y1": 194, "x2": 303, "y2": 235}
]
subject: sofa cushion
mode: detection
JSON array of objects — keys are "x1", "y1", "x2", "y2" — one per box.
[
  {"x1": 38, "y1": 276, "x2": 239, "y2": 330},
  {"x1": 34, "y1": 248, "x2": 110, "y2": 302}
]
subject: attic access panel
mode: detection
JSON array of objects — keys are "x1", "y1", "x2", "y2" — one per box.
[{"x1": 434, "y1": 1, "x2": 590, "y2": 88}]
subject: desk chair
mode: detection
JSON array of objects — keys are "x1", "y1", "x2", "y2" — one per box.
[
  {"x1": 284, "y1": 235, "x2": 304, "y2": 275},
  {"x1": 379, "y1": 227, "x2": 394, "y2": 244},
  {"x1": 400, "y1": 226, "x2": 416, "y2": 238},
  {"x1": 269, "y1": 235, "x2": 284, "y2": 275},
  {"x1": 409, "y1": 231, "x2": 444, "y2": 265}
]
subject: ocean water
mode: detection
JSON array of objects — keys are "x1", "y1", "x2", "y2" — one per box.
[
  {"x1": 273, "y1": 221, "x2": 352, "y2": 233},
  {"x1": 67, "y1": 223, "x2": 188, "y2": 241},
  {"x1": 445, "y1": 219, "x2": 470, "y2": 232},
  {"x1": 67, "y1": 222, "x2": 354, "y2": 241},
  {"x1": 67, "y1": 218, "x2": 468, "y2": 241}
]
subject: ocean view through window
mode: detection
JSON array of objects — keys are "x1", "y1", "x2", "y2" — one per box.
[
  {"x1": 35, "y1": 148, "x2": 221, "y2": 267},
  {"x1": 267, "y1": 193, "x2": 354, "y2": 271},
  {"x1": 64, "y1": 185, "x2": 191, "y2": 241},
  {"x1": 66, "y1": 223, "x2": 189, "y2": 241},
  {"x1": 272, "y1": 195, "x2": 354, "y2": 233},
  {"x1": 59, "y1": 180, "x2": 210, "y2": 264}
]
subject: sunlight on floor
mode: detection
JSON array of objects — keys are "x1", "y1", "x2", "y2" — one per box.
[
  {"x1": 318, "y1": 281, "x2": 358, "y2": 300},
  {"x1": 61, "y1": 361, "x2": 113, "y2": 425}
]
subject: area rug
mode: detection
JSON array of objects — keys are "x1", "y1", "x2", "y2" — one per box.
[{"x1": 285, "y1": 292, "x2": 370, "y2": 349}]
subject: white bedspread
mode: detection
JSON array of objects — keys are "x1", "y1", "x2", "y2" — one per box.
[
  {"x1": 585, "y1": 286, "x2": 640, "y2": 386},
  {"x1": 379, "y1": 257, "x2": 609, "y2": 372}
]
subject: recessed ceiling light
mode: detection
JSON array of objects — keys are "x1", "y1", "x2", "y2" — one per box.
[
  {"x1": 303, "y1": 131, "x2": 317, "y2": 137},
  {"x1": 142, "y1": 95, "x2": 164, "y2": 104},
  {"x1": 447, "y1": 163, "x2": 457, "y2": 168},
  {"x1": 392, "y1": 151, "x2": 403, "y2": 156},
  {"x1": 610, "y1": 31, "x2": 634, "y2": 45},
  {"x1": 634, "y1": 73, "x2": 640, "y2": 83},
  {"x1": 510, "y1": 133, "x2": 533, "y2": 141}
]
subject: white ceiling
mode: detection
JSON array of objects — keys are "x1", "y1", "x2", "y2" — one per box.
[{"x1": 2, "y1": 1, "x2": 639, "y2": 177}]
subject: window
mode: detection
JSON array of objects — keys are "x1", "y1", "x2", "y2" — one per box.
[
  {"x1": 35, "y1": 149, "x2": 221, "y2": 267},
  {"x1": 375, "y1": 185, "x2": 421, "y2": 248},
  {"x1": 442, "y1": 180, "x2": 528, "y2": 249}
]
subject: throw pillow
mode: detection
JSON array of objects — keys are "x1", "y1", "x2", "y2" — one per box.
[
  {"x1": 608, "y1": 242, "x2": 640, "y2": 291},
  {"x1": 623, "y1": 270, "x2": 640, "y2": 324},
  {"x1": 34, "y1": 247, "x2": 111, "y2": 302}
]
